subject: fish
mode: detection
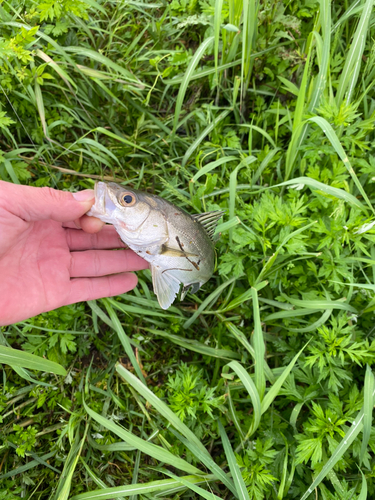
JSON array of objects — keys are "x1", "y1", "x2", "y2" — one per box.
[{"x1": 86, "y1": 181, "x2": 224, "y2": 309}]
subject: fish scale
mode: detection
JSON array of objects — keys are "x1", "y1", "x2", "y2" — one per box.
[{"x1": 87, "y1": 181, "x2": 224, "y2": 309}]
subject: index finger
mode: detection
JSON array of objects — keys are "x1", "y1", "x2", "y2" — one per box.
[
  {"x1": 0, "y1": 181, "x2": 94, "y2": 222},
  {"x1": 66, "y1": 225, "x2": 127, "y2": 250}
]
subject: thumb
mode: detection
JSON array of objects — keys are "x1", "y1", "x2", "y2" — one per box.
[{"x1": 0, "y1": 181, "x2": 95, "y2": 223}]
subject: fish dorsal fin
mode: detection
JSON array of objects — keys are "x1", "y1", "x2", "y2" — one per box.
[
  {"x1": 191, "y1": 210, "x2": 225, "y2": 241},
  {"x1": 151, "y1": 265, "x2": 181, "y2": 309}
]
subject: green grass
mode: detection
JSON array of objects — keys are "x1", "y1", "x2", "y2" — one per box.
[{"x1": 2, "y1": 0, "x2": 375, "y2": 499}]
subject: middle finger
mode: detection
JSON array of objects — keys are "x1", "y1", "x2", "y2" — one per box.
[
  {"x1": 66, "y1": 225, "x2": 126, "y2": 250},
  {"x1": 69, "y1": 249, "x2": 149, "y2": 277}
]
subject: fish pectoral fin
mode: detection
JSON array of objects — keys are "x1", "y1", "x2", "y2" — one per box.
[
  {"x1": 180, "y1": 282, "x2": 202, "y2": 301},
  {"x1": 151, "y1": 266, "x2": 181, "y2": 310},
  {"x1": 160, "y1": 245, "x2": 198, "y2": 258}
]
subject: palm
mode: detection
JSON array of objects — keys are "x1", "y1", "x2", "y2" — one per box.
[
  {"x1": 1, "y1": 220, "x2": 75, "y2": 322},
  {"x1": 0, "y1": 183, "x2": 148, "y2": 326}
]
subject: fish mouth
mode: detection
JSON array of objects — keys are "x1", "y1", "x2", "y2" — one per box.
[{"x1": 87, "y1": 181, "x2": 118, "y2": 220}]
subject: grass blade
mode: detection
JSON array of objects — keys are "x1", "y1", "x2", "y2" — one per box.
[
  {"x1": 80, "y1": 459, "x2": 107, "y2": 489},
  {"x1": 34, "y1": 81, "x2": 48, "y2": 139},
  {"x1": 218, "y1": 420, "x2": 250, "y2": 500},
  {"x1": 10, "y1": 365, "x2": 55, "y2": 387},
  {"x1": 251, "y1": 148, "x2": 280, "y2": 187},
  {"x1": 173, "y1": 36, "x2": 214, "y2": 133},
  {"x1": 215, "y1": 216, "x2": 240, "y2": 236},
  {"x1": 52, "y1": 424, "x2": 89, "y2": 500},
  {"x1": 83, "y1": 398, "x2": 201, "y2": 475},
  {"x1": 87, "y1": 300, "x2": 114, "y2": 329},
  {"x1": 184, "y1": 276, "x2": 238, "y2": 329},
  {"x1": 71, "y1": 475, "x2": 212, "y2": 500},
  {"x1": 251, "y1": 287, "x2": 265, "y2": 399},
  {"x1": 191, "y1": 156, "x2": 238, "y2": 183},
  {"x1": 0, "y1": 451, "x2": 56, "y2": 480},
  {"x1": 336, "y1": 0, "x2": 374, "y2": 105},
  {"x1": 116, "y1": 364, "x2": 211, "y2": 458},
  {"x1": 264, "y1": 309, "x2": 321, "y2": 321},
  {"x1": 288, "y1": 308, "x2": 333, "y2": 333},
  {"x1": 284, "y1": 0, "x2": 331, "y2": 177},
  {"x1": 64, "y1": 46, "x2": 141, "y2": 83},
  {"x1": 149, "y1": 329, "x2": 240, "y2": 360},
  {"x1": 36, "y1": 49, "x2": 76, "y2": 89},
  {"x1": 332, "y1": 282, "x2": 375, "y2": 292},
  {"x1": 102, "y1": 299, "x2": 145, "y2": 384},
  {"x1": 0, "y1": 345, "x2": 66, "y2": 375},
  {"x1": 87, "y1": 434, "x2": 135, "y2": 452},
  {"x1": 220, "y1": 289, "x2": 253, "y2": 313},
  {"x1": 224, "y1": 322, "x2": 275, "y2": 383},
  {"x1": 308, "y1": 116, "x2": 375, "y2": 214},
  {"x1": 181, "y1": 109, "x2": 231, "y2": 167},
  {"x1": 107, "y1": 296, "x2": 178, "y2": 320},
  {"x1": 169, "y1": 428, "x2": 238, "y2": 497},
  {"x1": 281, "y1": 297, "x2": 357, "y2": 313},
  {"x1": 292, "y1": 32, "x2": 313, "y2": 132},
  {"x1": 224, "y1": 361, "x2": 261, "y2": 437},
  {"x1": 261, "y1": 342, "x2": 307, "y2": 414},
  {"x1": 214, "y1": 0, "x2": 224, "y2": 82},
  {"x1": 94, "y1": 127, "x2": 152, "y2": 154},
  {"x1": 162, "y1": 470, "x2": 222, "y2": 500},
  {"x1": 360, "y1": 365, "x2": 375, "y2": 464},
  {"x1": 229, "y1": 156, "x2": 256, "y2": 243},
  {"x1": 309, "y1": 0, "x2": 331, "y2": 112},
  {"x1": 240, "y1": 0, "x2": 258, "y2": 105},
  {"x1": 358, "y1": 472, "x2": 368, "y2": 500},
  {"x1": 163, "y1": 43, "x2": 295, "y2": 86},
  {"x1": 239, "y1": 125, "x2": 276, "y2": 148},
  {"x1": 3, "y1": 159, "x2": 19, "y2": 184},
  {"x1": 271, "y1": 176, "x2": 367, "y2": 211}
]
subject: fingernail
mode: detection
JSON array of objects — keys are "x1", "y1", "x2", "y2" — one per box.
[{"x1": 72, "y1": 189, "x2": 95, "y2": 202}]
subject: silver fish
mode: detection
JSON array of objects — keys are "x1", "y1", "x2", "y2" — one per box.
[{"x1": 87, "y1": 182, "x2": 224, "y2": 309}]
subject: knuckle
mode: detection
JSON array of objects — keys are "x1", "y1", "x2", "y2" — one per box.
[
  {"x1": 66, "y1": 230, "x2": 73, "y2": 249},
  {"x1": 107, "y1": 276, "x2": 113, "y2": 297},
  {"x1": 93, "y1": 251, "x2": 101, "y2": 276},
  {"x1": 91, "y1": 233, "x2": 99, "y2": 249},
  {"x1": 40, "y1": 186, "x2": 64, "y2": 204}
]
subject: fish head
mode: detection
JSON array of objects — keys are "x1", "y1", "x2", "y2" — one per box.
[{"x1": 87, "y1": 182, "x2": 151, "y2": 230}]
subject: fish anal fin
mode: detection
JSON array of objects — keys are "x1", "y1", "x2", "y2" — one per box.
[{"x1": 151, "y1": 265, "x2": 181, "y2": 309}]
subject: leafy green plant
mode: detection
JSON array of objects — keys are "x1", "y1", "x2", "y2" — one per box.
[
  {"x1": 9, "y1": 424, "x2": 39, "y2": 458},
  {"x1": 166, "y1": 363, "x2": 225, "y2": 437},
  {"x1": 236, "y1": 439, "x2": 278, "y2": 499},
  {"x1": 2, "y1": 0, "x2": 375, "y2": 498}
]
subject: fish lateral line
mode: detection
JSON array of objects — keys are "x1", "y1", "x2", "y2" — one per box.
[{"x1": 161, "y1": 268, "x2": 192, "y2": 274}]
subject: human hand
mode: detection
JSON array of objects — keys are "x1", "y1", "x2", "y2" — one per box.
[{"x1": 0, "y1": 181, "x2": 149, "y2": 326}]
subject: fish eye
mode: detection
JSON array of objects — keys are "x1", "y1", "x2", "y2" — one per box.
[{"x1": 120, "y1": 192, "x2": 136, "y2": 207}]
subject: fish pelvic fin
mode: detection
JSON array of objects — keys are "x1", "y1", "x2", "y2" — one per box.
[
  {"x1": 191, "y1": 210, "x2": 225, "y2": 241},
  {"x1": 151, "y1": 265, "x2": 181, "y2": 310}
]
